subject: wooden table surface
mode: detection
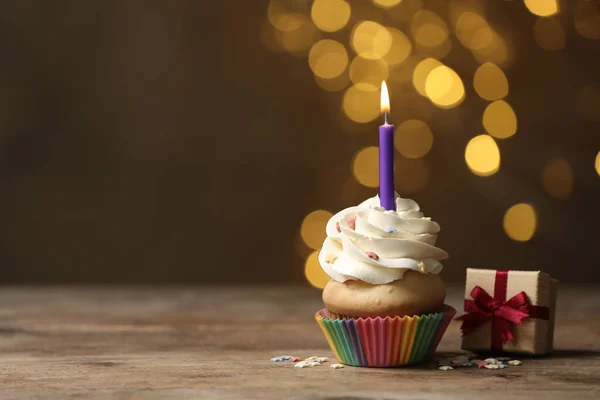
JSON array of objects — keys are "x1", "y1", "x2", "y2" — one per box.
[{"x1": 0, "y1": 285, "x2": 598, "y2": 400}]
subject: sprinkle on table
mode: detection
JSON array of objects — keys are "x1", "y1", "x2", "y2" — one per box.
[
  {"x1": 439, "y1": 366, "x2": 454, "y2": 371},
  {"x1": 484, "y1": 364, "x2": 500, "y2": 370},
  {"x1": 330, "y1": 363, "x2": 344, "y2": 369},
  {"x1": 434, "y1": 354, "x2": 523, "y2": 371}
]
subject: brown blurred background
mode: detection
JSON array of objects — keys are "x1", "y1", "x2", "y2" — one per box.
[{"x1": 0, "y1": 0, "x2": 598, "y2": 284}]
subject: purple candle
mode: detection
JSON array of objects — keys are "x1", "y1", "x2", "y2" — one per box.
[{"x1": 379, "y1": 81, "x2": 395, "y2": 211}]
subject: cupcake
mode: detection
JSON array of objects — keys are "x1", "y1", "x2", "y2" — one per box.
[{"x1": 314, "y1": 194, "x2": 456, "y2": 367}]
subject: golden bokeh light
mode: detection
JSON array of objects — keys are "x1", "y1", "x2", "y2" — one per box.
[
  {"x1": 448, "y1": 0, "x2": 485, "y2": 26},
  {"x1": 311, "y1": 0, "x2": 351, "y2": 33},
  {"x1": 315, "y1": 71, "x2": 350, "y2": 92},
  {"x1": 574, "y1": 1, "x2": 600, "y2": 40},
  {"x1": 276, "y1": 16, "x2": 320, "y2": 55},
  {"x1": 373, "y1": 0, "x2": 402, "y2": 8},
  {"x1": 351, "y1": 21, "x2": 393, "y2": 59},
  {"x1": 596, "y1": 152, "x2": 600, "y2": 177},
  {"x1": 534, "y1": 17, "x2": 566, "y2": 51},
  {"x1": 524, "y1": 0, "x2": 559, "y2": 17},
  {"x1": 542, "y1": 157, "x2": 574, "y2": 200},
  {"x1": 425, "y1": 65, "x2": 465, "y2": 109},
  {"x1": 412, "y1": 58, "x2": 442, "y2": 96},
  {"x1": 473, "y1": 62, "x2": 509, "y2": 101},
  {"x1": 383, "y1": 28, "x2": 412, "y2": 66},
  {"x1": 472, "y1": 30, "x2": 509, "y2": 67},
  {"x1": 454, "y1": 12, "x2": 509, "y2": 67},
  {"x1": 343, "y1": 84, "x2": 380, "y2": 123},
  {"x1": 483, "y1": 100, "x2": 517, "y2": 139},
  {"x1": 395, "y1": 119, "x2": 433, "y2": 159},
  {"x1": 349, "y1": 57, "x2": 389, "y2": 88},
  {"x1": 305, "y1": 250, "x2": 329, "y2": 289},
  {"x1": 455, "y1": 12, "x2": 494, "y2": 51},
  {"x1": 300, "y1": 210, "x2": 333, "y2": 250},
  {"x1": 389, "y1": 0, "x2": 423, "y2": 22},
  {"x1": 396, "y1": 157, "x2": 430, "y2": 194},
  {"x1": 353, "y1": 146, "x2": 379, "y2": 187},
  {"x1": 308, "y1": 39, "x2": 348, "y2": 79},
  {"x1": 268, "y1": 0, "x2": 304, "y2": 32},
  {"x1": 503, "y1": 203, "x2": 537, "y2": 242},
  {"x1": 411, "y1": 10, "x2": 449, "y2": 48},
  {"x1": 416, "y1": 37, "x2": 452, "y2": 60},
  {"x1": 465, "y1": 134, "x2": 501, "y2": 176}
]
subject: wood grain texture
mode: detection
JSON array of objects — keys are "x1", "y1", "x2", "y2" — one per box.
[{"x1": 0, "y1": 285, "x2": 598, "y2": 399}]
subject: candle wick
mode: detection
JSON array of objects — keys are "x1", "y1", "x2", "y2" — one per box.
[{"x1": 384, "y1": 111, "x2": 389, "y2": 125}]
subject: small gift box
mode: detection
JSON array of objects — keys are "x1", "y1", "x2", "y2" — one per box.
[{"x1": 458, "y1": 268, "x2": 557, "y2": 355}]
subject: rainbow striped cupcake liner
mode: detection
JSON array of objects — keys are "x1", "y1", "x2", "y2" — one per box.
[{"x1": 315, "y1": 305, "x2": 456, "y2": 367}]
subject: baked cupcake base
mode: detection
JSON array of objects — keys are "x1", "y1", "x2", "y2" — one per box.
[{"x1": 314, "y1": 305, "x2": 456, "y2": 367}]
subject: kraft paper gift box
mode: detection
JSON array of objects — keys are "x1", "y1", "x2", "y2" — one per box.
[{"x1": 458, "y1": 268, "x2": 557, "y2": 355}]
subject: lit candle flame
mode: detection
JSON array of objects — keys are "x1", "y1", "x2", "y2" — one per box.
[{"x1": 381, "y1": 81, "x2": 390, "y2": 123}]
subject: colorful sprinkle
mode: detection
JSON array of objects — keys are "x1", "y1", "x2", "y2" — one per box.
[
  {"x1": 336, "y1": 222, "x2": 341, "y2": 233},
  {"x1": 439, "y1": 366, "x2": 454, "y2": 371},
  {"x1": 290, "y1": 357, "x2": 301, "y2": 362},
  {"x1": 477, "y1": 361, "x2": 490, "y2": 368},
  {"x1": 366, "y1": 251, "x2": 379, "y2": 261},
  {"x1": 459, "y1": 362, "x2": 473, "y2": 367},
  {"x1": 271, "y1": 355, "x2": 293, "y2": 362},
  {"x1": 498, "y1": 364, "x2": 508, "y2": 369},
  {"x1": 330, "y1": 363, "x2": 344, "y2": 369},
  {"x1": 294, "y1": 361, "x2": 310, "y2": 368},
  {"x1": 508, "y1": 360, "x2": 522, "y2": 366},
  {"x1": 384, "y1": 228, "x2": 397, "y2": 233},
  {"x1": 348, "y1": 217, "x2": 356, "y2": 230},
  {"x1": 422, "y1": 217, "x2": 432, "y2": 220},
  {"x1": 307, "y1": 361, "x2": 322, "y2": 367},
  {"x1": 304, "y1": 356, "x2": 319, "y2": 361},
  {"x1": 484, "y1": 364, "x2": 500, "y2": 370},
  {"x1": 484, "y1": 358, "x2": 500, "y2": 365},
  {"x1": 315, "y1": 357, "x2": 328, "y2": 363}
]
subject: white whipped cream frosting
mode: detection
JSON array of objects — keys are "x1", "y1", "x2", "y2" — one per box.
[{"x1": 318, "y1": 194, "x2": 448, "y2": 284}]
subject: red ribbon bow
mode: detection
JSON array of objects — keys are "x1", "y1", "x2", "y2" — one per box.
[{"x1": 456, "y1": 270, "x2": 549, "y2": 351}]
